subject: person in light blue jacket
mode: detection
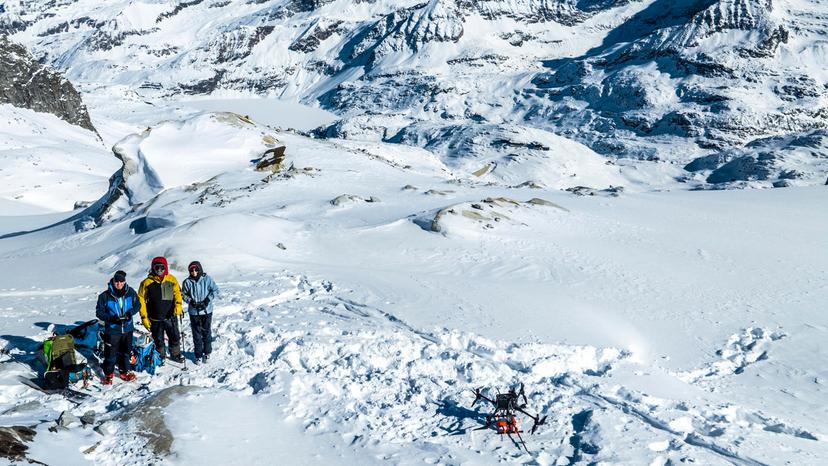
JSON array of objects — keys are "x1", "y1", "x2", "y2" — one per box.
[{"x1": 181, "y1": 261, "x2": 219, "y2": 364}]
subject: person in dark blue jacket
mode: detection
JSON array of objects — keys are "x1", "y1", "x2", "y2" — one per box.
[
  {"x1": 181, "y1": 261, "x2": 219, "y2": 364},
  {"x1": 95, "y1": 270, "x2": 140, "y2": 385}
]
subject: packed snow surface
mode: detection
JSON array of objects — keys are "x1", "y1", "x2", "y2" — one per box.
[{"x1": 1, "y1": 97, "x2": 827, "y2": 465}]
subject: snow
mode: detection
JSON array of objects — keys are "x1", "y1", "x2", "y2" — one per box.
[
  {"x1": 0, "y1": 105, "x2": 118, "y2": 213},
  {"x1": 177, "y1": 98, "x2": 339, "y2": 132},
  {"x1": 1, "y1": 93, "x2": 828, "y2": 465},
  {"x1": 165, "y1": 390, "x2": 388, "y2": 465}
]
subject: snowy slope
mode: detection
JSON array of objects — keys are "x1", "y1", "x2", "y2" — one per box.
[
  {"x1": 1, "y1": 108, "x2": 827, "y2": 465},
  {"x1": 0, "y1": 104, "x2": 117, "y2": 215},
  {"x1": 3, "y1": 0, "x2": 826, "y2": 189}
]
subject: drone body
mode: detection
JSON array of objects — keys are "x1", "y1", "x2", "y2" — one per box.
[{"x1": 471, "y1": 383, "x2": 548, "y2": 452}]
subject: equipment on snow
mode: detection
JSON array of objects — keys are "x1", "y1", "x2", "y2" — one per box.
[
  {"x1": 38, "y1": 333, "x2": 92, "y2": 390},
  {"x1": 470, "y1": 383, "x2": 547, "y2": 453},
  {"x1": 18, "y1": 376, "x2": 92, "y2": 403},
  {"x1": 131, "y1": 331, "x2": 163, "y2": 375}
]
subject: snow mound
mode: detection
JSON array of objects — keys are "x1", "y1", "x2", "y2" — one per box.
[
  {"x1": 112, "y1": 112, "x2": 281, "y2": 206},
  {"x1": 413, "y1": 196, "x2": 569, "y2": 235},
  {"x1": 679, "y1": 327, "x2": 787, "y2": 384}
]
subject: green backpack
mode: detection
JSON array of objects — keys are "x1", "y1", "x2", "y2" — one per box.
[{"x1": 42, "y1": 334, "x2": 89, "y2": 389}]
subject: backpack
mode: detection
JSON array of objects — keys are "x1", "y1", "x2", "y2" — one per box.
[
  {"x1": 40, "y1": 334, "x2": 91, "y2": 389},
  {"x1": 132, "y1": 333, "x2": 162, "y2": 375},
  {"x1": 68, "y1": 319, "x2": 99, "y2": 350}
]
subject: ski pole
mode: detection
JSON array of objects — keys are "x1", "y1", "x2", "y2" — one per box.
[{"x1": 179, "y1": 312, "x2": 187, "y2": 370}]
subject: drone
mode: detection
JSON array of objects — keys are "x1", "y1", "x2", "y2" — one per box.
[{"x1": 471, "y1": 383, "x2": 548, "y2": 452}]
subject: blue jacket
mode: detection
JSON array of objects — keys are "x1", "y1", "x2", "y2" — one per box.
[
  {"x1": 182, "y1": 274, "x2": 219, "y2": 316},
  {"x1": 96, "y1": 282, "x2": 140, "y2": 334}
]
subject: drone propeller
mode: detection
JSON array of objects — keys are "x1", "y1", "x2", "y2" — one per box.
[
  {"x1": 517, "y1": 383, "x2": 528, "y2": 408},
  {"x1": 471, "y1": 388, "x2": 495, "y2": 407},
  {"x1": 530, "y1": 415, "x2": 548, "y2": 434}
]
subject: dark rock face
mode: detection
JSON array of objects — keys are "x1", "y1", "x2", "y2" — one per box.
[
  {"x1": 0, "y1": 36, "x2": 96, "y2": 132},
  {"x1": 685, "y1": 129, "x2": 828, "y2": 185},
  {"x1": 0, "y1": 426, "x2": 36, "y2": 462}
]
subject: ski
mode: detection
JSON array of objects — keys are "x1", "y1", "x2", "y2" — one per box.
[{"x1": 18, "y1": 376, "x2": 94, "y2": 402}]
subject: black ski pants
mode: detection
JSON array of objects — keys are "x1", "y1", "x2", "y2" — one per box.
[
  {"x1": 189, "y1": 314, "x2": 213, "y2": 359},
  {"x1": 150, "y1": 316, "x2": 181, "y2": 359},
  {"x1": 102, "y1": 331, "x2": 133, "y2": 376}
]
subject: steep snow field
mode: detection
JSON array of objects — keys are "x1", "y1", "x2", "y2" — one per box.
[{"x1": 1, "y1": 97, "x2": 827, "y2": 465}]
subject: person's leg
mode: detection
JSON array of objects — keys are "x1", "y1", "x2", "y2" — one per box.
[
  {"x1": 102, "y1": 332, "x2": 118, "y2": 376},
  {"x1": 166, "y1": 317, "x2": 182, "y2": 360},
  {"x1": 151, "y1": 321, "x2": 166, "y2": 359},
  {"x1": 151, "y1": 322, "x2": 166, "y2": 359},
  {"x1": 190, "y1": 315, "x2": 204, "y2": 359},
  {"x1": 203, "y1": 314, "x2": 213, "y2": 357},
  {"x1": 116, "y1": 331, "x2": 133, "y2": 373}
]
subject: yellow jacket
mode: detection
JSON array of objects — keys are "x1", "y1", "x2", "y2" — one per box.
[{"x1": 137, "y1": 273, "x2": 183, "y2": 329}]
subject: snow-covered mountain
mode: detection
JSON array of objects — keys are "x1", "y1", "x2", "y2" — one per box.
[
  {"x1": 2, "y1": 0, "x2": 826, "y2": 188},
  {"x1": 2, "y1": 2, "x2": 828, "y2": 464}
]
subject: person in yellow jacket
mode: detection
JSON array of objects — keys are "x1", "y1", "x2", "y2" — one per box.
[{"x1": 137, "y1": 256, "x2": 185, "y2": 363}]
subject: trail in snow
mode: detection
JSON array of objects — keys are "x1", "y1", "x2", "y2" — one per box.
[{"x1": 4, "y1": 273, "x2": 826, "y2": 465}]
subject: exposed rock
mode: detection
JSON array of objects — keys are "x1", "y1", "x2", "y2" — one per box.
[
  {"x1": 202, "y1": 25, "x2": 275, "y2": 64},
  {"x1": 526, "y1": 198, "x2": 569, "y2": 211},
  {"x1": 255, "y1": 146, "x2": 287, "y2": 173},
  {"x1": 116, "y1": 385, "x2": 198, "y2": 457},
  {"x1": 0, "y1": 426, "x2": 36, "y2": 462},
  {"x1": 512, "y1": 181, "x2": 546, "y2": 189},
  {"x1": 330, "y1": 194, "x2": 379, "y2": 206},
  {"x1": 0, "y1": 36, "x2": 95, "y2": 132},
  {"x1": 289, "y1": 21, "x2": 344, "y2": 53},
  {"x1": 566, "y1": 186, "x2": 596, "y2": 196},
  {"x1": 58, "y1": 410, "x2": 80, "y2": 428},
  {"x1": 157, "y1": 0, "x2": 206, "y2": 22},
  {"x1": 472, "y1": 163, "x2": 494, "y2": 177},
  {"x1": 81, "y1": 411, "x2": 96, "y2": 426},
  {"x1": 414, "y1": 196, "x2": 567, "y2": 233},
  {"x1": 423, "y1": 189, "x2": 454, "y2": 196}
]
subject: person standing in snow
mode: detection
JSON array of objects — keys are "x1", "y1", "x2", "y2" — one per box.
[
  {"x1": 137, "y1": 257, "x2": 185, "y2": 364},
  {"x1": 95, "y1": 270, "x2": 140, "y2": 385},
  {"x1": 181, "y1": 261, "x2": 219, "y2": 364}
]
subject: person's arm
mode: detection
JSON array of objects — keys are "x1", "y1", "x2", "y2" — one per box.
[
  {"x1": 95, "y1": 293, "x2": 109, "y2": 323},
  {"x1": 207, "y1": 276, "x2": 219, "y2": 301},
  {"x1": 137, "y1": 279, "x2": 151, "y2": 329},
  {"x1": 172, "y1": 276, "x2": 184, "y2": 316},
  {"x1": 128, "y1": 288, "x2": 140, "y2": 317},
  {"x1": 181, "y1": 279, "x2": 192, "y2": 304}
]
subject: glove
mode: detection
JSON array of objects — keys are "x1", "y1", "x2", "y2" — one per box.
[{"x1": 203, "y1": 298, "x2": 210, "y2": 308}]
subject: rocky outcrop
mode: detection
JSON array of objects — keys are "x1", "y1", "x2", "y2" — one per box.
[
  {"x1": 0, "y1": 36, "x2": 96, "y2": 132},
  {"x1": 685, "y1": 129, "x2": 828, "y2": 185},
  {"x1": 0, "y1": 426, "x2": 36, "y2": 463},
  {"x1": 342, "y1": 0, "x2": 464, "y2": 70},
  {"x1": 413, "y1": 196, "x2": 568, "y2": 234}
]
